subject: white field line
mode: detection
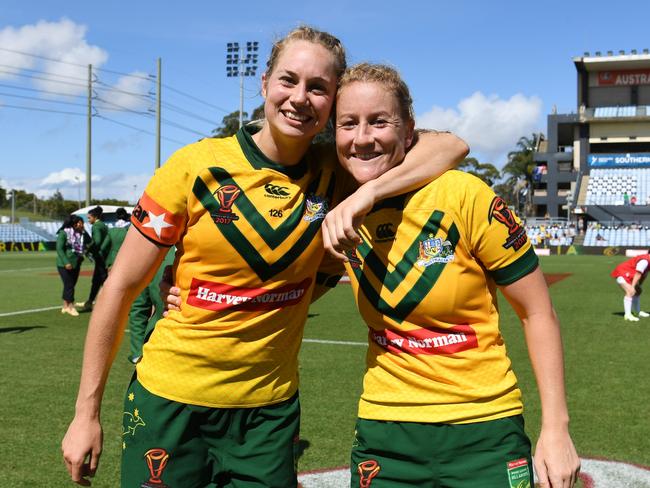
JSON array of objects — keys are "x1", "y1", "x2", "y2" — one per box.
[
  {"x1": 0, "y1": 266, "x2": 53, "y2": 274},
  {"x1": 0, "y1": 309, "x2": 362, "y2": 347},
  {"x1": 0, "y1": 305, "x2": 61, "y2": 317},
  {"x1": 0, "y1": 305, "x2": 135, "y2": 331}
]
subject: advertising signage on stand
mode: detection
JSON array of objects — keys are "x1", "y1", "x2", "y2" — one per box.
[
  {"x1": 598, "y1": 69, "x2": 650, "y2": 86},
  {"x1": 588, "y1": 153, "x2": 650, "y2": 168}
]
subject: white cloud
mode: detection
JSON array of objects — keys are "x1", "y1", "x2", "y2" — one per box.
[
  {"x1": 94, "y1": 172, "x2": 151, "y2": 202},
  {"x1": 0, "y1": 19, "x2": 151, "y2": 109},
  {"x1": 417, "y1": 92, "x2": 543, "y2": 167},
  {"x1": 39, "y1": 167, "x2": 88, "y2": 186},
  {"x1": 0, "y1": 18, "x2": 108, "y2": 97},
  {"x1": 3, "y1": 169, "x2": 151, "y2": 204}
]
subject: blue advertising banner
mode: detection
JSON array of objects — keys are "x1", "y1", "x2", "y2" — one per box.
[{"x1": 588, "y1": 153, "x2": 650, "y2": 168}]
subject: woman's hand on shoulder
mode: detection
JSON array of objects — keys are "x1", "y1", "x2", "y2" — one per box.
[
  {"x1": 322, "y1": 183, "x2": 376, "y2": 261},
  {"x1": 159, "y1": 265, "x2": 181, "y2": 316}
]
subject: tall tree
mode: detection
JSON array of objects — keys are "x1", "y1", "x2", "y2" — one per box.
[
  {"x1": 212, "y1": 103, "x2": 266, "y2": 138},
  {"x1": 501, "y1": 133, "x2": 541, "y2": 215},
  {"x1": 457, "y1": 157, "x2": 500, "y2": 187},
  {"x1": 212, "y1": 110, "x2": 247, "y2": 138}
]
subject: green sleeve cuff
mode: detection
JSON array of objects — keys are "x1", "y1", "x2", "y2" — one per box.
[{"x1": 490, "y1": 247, "x2": 539, "y2": 285}]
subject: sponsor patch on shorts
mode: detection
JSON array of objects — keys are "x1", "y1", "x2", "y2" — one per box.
[{"x1": 506, "y1": 458, "x2": 531, "y2": 488}]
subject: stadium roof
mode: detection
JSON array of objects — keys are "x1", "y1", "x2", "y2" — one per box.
[{"x1": 573, "y1": 51, "x2": 650, "y2": 71}]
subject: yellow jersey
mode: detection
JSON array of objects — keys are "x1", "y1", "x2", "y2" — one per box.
[
  {"x1": 131, "y1": 127, "x2": 343, "y2": 407},
  {"x1": 344, "y1": 170, "x2": 538, "y2": 424}
]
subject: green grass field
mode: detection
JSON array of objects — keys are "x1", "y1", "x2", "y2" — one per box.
[{"x1": 0, "y1": 252, "x2": 648, "y2": 487}]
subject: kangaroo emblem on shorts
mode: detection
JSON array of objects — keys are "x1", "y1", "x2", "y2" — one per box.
[{"x1": 123, "y1": 409, "x2": 146, "y2": 436}]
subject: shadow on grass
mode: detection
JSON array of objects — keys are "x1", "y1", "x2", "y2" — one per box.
[
  {"x1": 296, "y1": 439, "x2": 311, "y2": 462},
  {"x1": 308, "y1": 313, "x2": 319, "y2": 318},
  {"x1": 0, "y1": 325, "x2": 47, "y2": 334}
]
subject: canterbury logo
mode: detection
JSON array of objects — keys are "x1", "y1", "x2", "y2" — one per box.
[
  {"x1": 264, "y1": 183, "x2": 291, "y2": 198},
  {"x1": 375, "y1": 223, "x2": 396, "y2": 241}
]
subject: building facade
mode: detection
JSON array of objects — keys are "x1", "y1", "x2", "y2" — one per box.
[{"x1": 534, "y1": 50, "x2": 650, "y2": 221}]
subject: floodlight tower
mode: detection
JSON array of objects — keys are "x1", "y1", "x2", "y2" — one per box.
[{"x1": 226, "y1": 41, "x2": 259, "y2": 129}]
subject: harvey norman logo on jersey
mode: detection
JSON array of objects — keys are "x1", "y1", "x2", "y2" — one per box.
[
  {"x1": 370, "y1": 324, "x2": 478, "y2": 355},
  {"x1": 187, "y1": 277, "x2": 312, "y2": 312}
]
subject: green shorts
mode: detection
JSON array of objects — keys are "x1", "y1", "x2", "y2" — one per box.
[
  {"x1": 121, "y1": 377, "x2": 300, "y2": 488},
  {"x1": 350, "y1": 416, "x2": 533, "y2": 488}
]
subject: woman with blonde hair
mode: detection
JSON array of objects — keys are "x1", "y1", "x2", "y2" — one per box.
[
  {"x1": 333, "y1": 63, "x2": 579, "y2": 488},
  {"x1": 62, "y1": 27, "x2": 467, "y2": 487}
]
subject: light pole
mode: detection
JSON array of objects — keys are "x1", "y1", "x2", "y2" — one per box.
[
  {"x1": 74, "y1": 176, "x2": 81, "y2": 209},
  {"x1": 10, "y1": 189, "x2": 15, "y2": 224},
  {"x1": 226, "y1": 41, "x2": 259, "y2": 129}
]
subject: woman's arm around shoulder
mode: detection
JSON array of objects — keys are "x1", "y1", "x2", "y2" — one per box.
[
  {"x1": 61, "y1": 227, "x2": 168, "y2": 486},
  {"x1": 323, "y1": 131, "x2": 469, "y2": 260}
]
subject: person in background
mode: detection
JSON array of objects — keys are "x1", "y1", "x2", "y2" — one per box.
[
  {"x1": 611, "y1": 253, "x2": 650, "y2": 322},
  {"x1": 77, "y1": 206, "x2": 110, "y2": 311},
  {"x1": 127, "y1": 248, "x2": 175, "y2": 364},
  {"x1": 56, "y1": 215, "x2": 92, "y2": 317},
  {"x1": 106, "y1": 207, "x2": 130, "y2": 270}
]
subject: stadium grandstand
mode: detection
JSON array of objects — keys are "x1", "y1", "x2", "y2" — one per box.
[
  {"x1": 0, "y1": 206, "x2": 134, "y2": 250},
  {"x1": 533, "y1": 49, "x2": 650, "y2": 232}
]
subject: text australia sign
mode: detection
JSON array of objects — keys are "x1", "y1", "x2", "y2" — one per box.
[{"x1": 598, "y1": 69, "x2": 650, "y2": 86}]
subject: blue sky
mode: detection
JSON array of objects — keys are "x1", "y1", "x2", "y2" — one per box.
[{"x1": 2, "y1": 0, "x2": 650, "y2": 202}]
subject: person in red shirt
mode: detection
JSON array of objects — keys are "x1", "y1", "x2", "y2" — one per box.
[{"x1": 611, "y1": 253, "x2": 650, "y2": 321}]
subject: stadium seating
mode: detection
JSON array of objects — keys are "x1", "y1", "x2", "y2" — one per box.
[
  {"x1": 33, "y1": 221, "x2": 62, "y2": 238},
  {"x1": 2, "y1": 220, "x2": 121, "y2": 243},
  {"x1": 583, "y1": 223, "x2": 650, "y2": 247},
  {"x1": 585, "y1": 168, "x2": 650, "y2": 206},
  {"x1": 526, "y1": 223, "x2": 576, "y2": 246},
  {"x1": 593, "y1": 106, "x2": 637, "y2": 118},
  {"x1": 0, "y1": 224, "x2": 48, "y2": 242}
]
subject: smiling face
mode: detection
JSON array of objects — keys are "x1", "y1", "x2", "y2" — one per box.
[
  {"x1": 261, "y1": 40, "x2": 338, "y2": 144},
  {"x1": 335, "y1": 81, "x2": 414, "y2": 186}
]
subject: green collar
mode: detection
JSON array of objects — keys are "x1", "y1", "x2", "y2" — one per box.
[{"x1": 236, "y1": 125, "x2": 309, "y2": 180}]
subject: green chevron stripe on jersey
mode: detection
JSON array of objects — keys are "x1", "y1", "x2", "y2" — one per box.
[
  {"x1": 358, "y1": 210, "x2": 445, "y2": 293},
  {"x1": 192, "y1": 167, "x2": 332, "y2": 282},
  {"x1": 350, "y1": 211, "x2": 460, "y2": 324},
  {"x1": 202, "y1": 166, "x2": 325, "y2": 247}
]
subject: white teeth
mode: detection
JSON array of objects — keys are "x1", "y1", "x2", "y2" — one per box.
[
  {"x1": 283, "y1": 111, "x2": 310, "y2": 122},
  {"x1": 354, "y1": 153, "x2": 380, "y2": 161}
]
